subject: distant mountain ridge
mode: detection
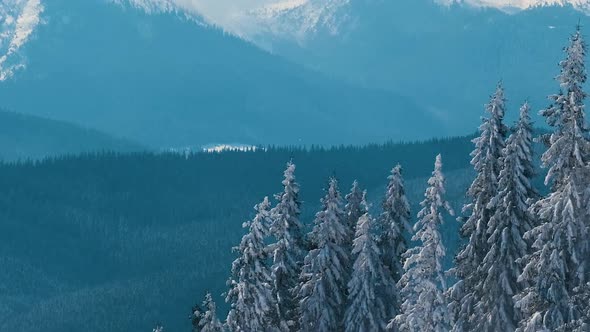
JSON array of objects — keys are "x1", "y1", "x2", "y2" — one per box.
[
  {"x1": 0, "y1": 0, "x2": 441, "y2": 148},
  {"x1": 0, "y1": 110, "x2": 144, "y2": 161},
  {"x1": 1, "y1": 0, "x2": 585, "y2": 152},
  {"x1": 246, "y1": 0, "x2": 351, "y2": 42},
  {"x1": 250, "y1": 0, "x2": 590, "y2": 135}
]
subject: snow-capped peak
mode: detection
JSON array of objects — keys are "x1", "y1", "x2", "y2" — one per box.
[
  {"x1": 259, "y1": 0, "x2": 309, "y2": 13},
  {"x1": 0, "y1": 0, "x2": 43, "y2": 81},
  {"x1": 438, "y1": 0, "x2": 590, "y2": 12},
  {"x1": 247, "y1": 0, "x2": 350, "y2": 42}
]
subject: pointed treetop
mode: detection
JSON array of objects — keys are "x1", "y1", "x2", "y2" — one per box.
[
  {"x1": 283, "y1": 160, "x2": 297, "y2": 185},
  {"x1": 394, "y1": 154, "x2": 453, "y2": 332},
  {"x1": 345, "y1": 180, "x2": 367, "y2": 240},
  {"x1": 488, "y1": 81, "x2": 506, "y2": 118},
  {"x1": 269, "y1": 160, "x2": 305, "y2": 330},
  {"x1": 540, "y1": 26, "x2": 590, "y2": 188},
  {"x1": 360, "y1": 190, "x2": 369, "y2": 213},
  {"x1": 434, "y1": 153, "x2": 442, "y2": 173},
  {"x1": 256, "y1": 196, "x2": 271, "y2": 215},
  {"x1": 519, "y1": 101, "x2": 530, "y2": 119},
  {"x1": 299, "y1": 176, "x2": 350, "y2": 332},
  {"x1": 350, "y1": 180, "x2": 360, "y2": 194},
  {"x1": 329, "y1": 176, "x2": 339, "y2": 196},
  {"x1": 226, "y1": 196, "x2": 276, "y2": 332},
  {"x1": 424, "y1": 154, "x2": 454, "y2": 218},
  {"x1": 345, "y1": 209, "x2": 390, "y2": 332},
  {"x1": 392, "y1": 164, "x2": 403, "y2": 177},
  {"x1": 559, "y1": 25, "x2": 587, "y2": 90},
  {"x1": 200, "y1": 292, "x2": 223, "y2": 332}
]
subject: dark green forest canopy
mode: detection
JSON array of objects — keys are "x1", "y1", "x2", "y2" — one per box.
[
  {"x1": 0, "y1": 135, "x2": 474, "y2": 227},
  {"x1": 0, "y1": 134, "x2": 539, "y2": 332}
]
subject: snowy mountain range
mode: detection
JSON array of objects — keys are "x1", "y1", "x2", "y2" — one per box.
[
  {"x1": 245, "y1": 0, "x2": 351, "y2": 42},
  {"x1": 0, "y1": 0, "x2": 440, "y2": 148},
  {"x1": 3, "y1": 0, "x2": 590, "y2": 80},
  {"x1": 260, "y1": 0, "x2": 590, "y2": 133},
  {"x1": 1, "y1": 0, "x2": 590, "y2": 149},
  {"x1": 0, "y1": 0, "x2": 43, "y2": 80}
]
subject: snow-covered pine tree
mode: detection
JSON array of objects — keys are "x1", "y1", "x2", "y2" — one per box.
[
  {"x1": 516, "y1": 181, "x2": 583, "y2": 331},
  {"x1": 449, "y1": 83, "x2": 508, "y2": 332},
  {"x1": 153, "y1": 325, "x2": 164, "y2": 332},
  {"x1": 514, "y1": 103, "x2": 537, "y2": 194},
  {"x1": 345, "y1": 192, "x2": 390, "y2": 332},
  {"x1": 299, "y1": 177, "x2": 350, "y2": 332},
  {"x1": 226, "y1": 197, "x2": 277, "y2": 332},
  {"x1": 200, "y1": 293, "x2": 224, "y2": 332},
  {"x1": 269, "y1": 161, "x2": 306, "y2": 330},
  {"x1": 343, "y1": 180, "x2": 366, "y2": 301},
  {"x1": 473, "y1": 102, "x2": 536, "y2": 331},
  {"x1": 378, "y1": 165, "x2": 410, "y2": 316},
  {"x1": 379, "y1": 166, "x2": 411, "y2": 282},
  {"x1": 393, "y1": 154, "x2": 453, "y2": 332},
  {"x1": 516, "y1": 27, "x2": 590, "y2": 332},
  {"x1": 191, "y1": 302, "x2": 204, "y2": 331},
  {"x1": 345, "y1": 180, "x2": 366, "y2": 246}
]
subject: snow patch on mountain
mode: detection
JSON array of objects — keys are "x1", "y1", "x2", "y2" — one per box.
[
  {"x1": 1, "y1": 0, "x2": 589, "y2": 82},
  {"x1": 247, "y1": 0, "x2": 350, "y2": 42},
  {"x1": 202, "y1": 144, "x2": 261, "y2": 153},
  {"x1": 0, "y1": 0, "x2": 43, "y2": 81},
  {"x1": 109, "y1": 0, "x2": 180, "y2": 15},
  {"x1": 108, "y1": 0, "x2": 350, "y2": 41},
  {"x1": 438, "y1": 0, "x2": 590, "y2": 12}
]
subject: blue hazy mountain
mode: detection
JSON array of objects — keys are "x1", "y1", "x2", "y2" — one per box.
[
  {"x1": 0, "y1": 0, "x2": 441, "y2": 149},
  {"x1": 0, "y1": 110, "x2": 143, "y2": 161},
  {"x1": 256, "y1": 0, "x2": 589, "y2": 133}
]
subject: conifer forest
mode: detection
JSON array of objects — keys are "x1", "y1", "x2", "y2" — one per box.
[{"x1": 2, "y1": 1, "x2": 590, "y2": 332}]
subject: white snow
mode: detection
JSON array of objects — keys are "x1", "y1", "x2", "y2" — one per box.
[
  {"x1": 202, "y1": 144, "x2": 260, "y2": 153},
  {"x1": 0, "y1": 0, "x2": 43, "y2": 81},
  {"x1": 438, "y1": 0, "x2": 590, "y2": 12}
]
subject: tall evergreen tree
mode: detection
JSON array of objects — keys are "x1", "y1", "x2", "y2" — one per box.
[
  {"x1": 226, "y1": 197, "x2": 277, "y2": 332},
  {"x1": 379, "y1": 166, "x2": 411, "y2": 282},
  {"x1": 473, "y1": 102, "x2": 536, "y2": 331},
  {"x1": 345, "y1": 192, "x2": 390, "y2": 332},
  {"x1": 345, "y1": 180, "x2": 366, "y2": 246},
  {"x1": 516, "y1": 26, "x2": 590, "y2": 332},
  {"x1": 514, "y1": 103, "x2": 537, "y2": 191},
  {"x1": 449, "y1": 83, "x2": 508, "y2": 332},
  {"x1": 394, "y1": 154, "x2": 453, "y2": 332},
  {"x1": 378, "y1": 165, "x2": 410, "y2": 316},
  {"x1": 572, "y1": 282, "x2": 590, "y2": 331},
  {"x1": 299, "y1": 177, "x2": 350, "y2": 332},
  {"x1": 191, "y1": 303, "x2": 204, "y2": 332},
  {"x1": 199, "y1": 293, "x2": 224, "y2": 332},
  {"x1": 269, "y1": 161, "x2": 306, "y2": 330}
]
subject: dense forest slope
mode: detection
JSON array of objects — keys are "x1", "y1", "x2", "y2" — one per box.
[
  {"x1": 0, "y1": 110, "x2": 143, "y2": 161},
  {"x1": 0, "y1": 134, "x2": 549, "y2": 332}
]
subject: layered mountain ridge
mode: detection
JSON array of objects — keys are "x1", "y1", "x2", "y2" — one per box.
[{"x1": 0, "y1": 0, "x2": 441, "y2": 149}]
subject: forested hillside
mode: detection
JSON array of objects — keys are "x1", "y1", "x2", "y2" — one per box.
[
  {"x1": 0, "y1": 110, "x2": 143, "y2": 161},
  {"x1": 0, "y1": 136, "x2": 482, "y2": 331}
]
